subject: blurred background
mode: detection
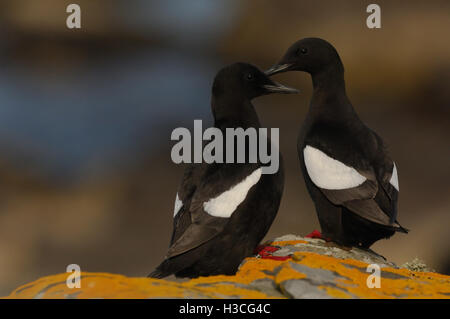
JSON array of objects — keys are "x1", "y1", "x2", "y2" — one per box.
[{"x1": 0, "y1": 0, "x2": 449, "y2": 295}]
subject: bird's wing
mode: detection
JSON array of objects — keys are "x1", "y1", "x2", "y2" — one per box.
[
  {"x1": 302, "y1": 126, "x2": 401, "y2": 228},
  {"x1": 169, "y1": 163, "x2": 199, "y2": 246},
  {"x1": 166, "y1": 163, "x2": 261, "y2": 259},
  {"x1": 373, "y1": 142, "x2": 401, "y2": 225}
]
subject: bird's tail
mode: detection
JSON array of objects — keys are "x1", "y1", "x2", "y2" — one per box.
[
  {"x1": 148, "y1": 268, "x2": 169, "y2": 279},
  {"x1": 394, "y1": 220, "x2": 409, "y2": 234},
  {"x1": 148, "y1": 259, "x2": 175, "y2": 279}
]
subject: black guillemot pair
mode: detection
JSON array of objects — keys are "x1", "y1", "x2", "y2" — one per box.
[{"x1": 150, "y1": 38, "x2": 408, "y2": 279}]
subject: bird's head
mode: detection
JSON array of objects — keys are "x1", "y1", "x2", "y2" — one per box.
[
  {"x1": 212, "y1": 62, "x2": 299, "y2": 101},
  {"x1": 265, "y1": 38, "x2": 343, "y2": 76}
]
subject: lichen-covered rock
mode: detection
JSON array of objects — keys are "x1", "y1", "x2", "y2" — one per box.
[
  {"x1": 4, "y1": 235, "x2": 450, "y2": 299},
  {"x1": 401, "y1": 257, "x2": 435, "y2": 273}
]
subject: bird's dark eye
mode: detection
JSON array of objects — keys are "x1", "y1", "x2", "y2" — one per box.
[
  {"x1": 298, "y1": 47, "x2": 308, "y2": 55},
  {"x1": 246, "y1": 73, "x2": 254, "y2": 81}
]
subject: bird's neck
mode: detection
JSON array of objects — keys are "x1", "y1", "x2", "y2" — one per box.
[
  {"x1": 312, "y1": 63, "x2": 346, "y2": 93},
  {"x1": 309, "y1": 65, "x2": 358, "y2": 122},
  {"x1": 212, "y1": 96, "x2": 261, "y2": 130}
]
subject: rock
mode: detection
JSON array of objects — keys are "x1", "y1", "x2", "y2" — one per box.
[
  {"x1": 269, "y1": 235, "x2": 395, "y2": 268},
  {"x1": 3, "y1": 235, "x2": 450, "y2": 299}
]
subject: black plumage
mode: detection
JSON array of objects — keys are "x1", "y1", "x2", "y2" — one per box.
[
  {"x1": 150, "y1": 63, "x2": 298, "y2": 278},
  {"x1": 266, "y1": 38, "x2": 408, "y2": 248}
]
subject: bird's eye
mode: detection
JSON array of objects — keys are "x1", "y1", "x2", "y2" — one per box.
[
  {"x1": 298, "y1": 47, "x2": 308, "y2": 55},
  {"x1": 246, "y1": 73, "x2": 254, "y2": 81}
]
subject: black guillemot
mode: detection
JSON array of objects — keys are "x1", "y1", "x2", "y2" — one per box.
[
  {"x1": 266, "y1": 38, "x2": 408, "y2": 248},
  {"x1": 150, "y1": 62, "x2": 298, "y2": 278}
]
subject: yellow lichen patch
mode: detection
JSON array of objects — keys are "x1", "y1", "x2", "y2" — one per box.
[
  {"x1": 4, "y1": 258, "x2": 284, "y2": 299},
  {"x1": 194, "y1": 283, "x2": 279, "y2": 299},
  {"x1": 320, "y1": 286, "x2": 352, "y2": 299},
  {"x1": 6, "y1": 273, "x2": 70, "y2": 299},
  {"x1": 80, "y1": 278, "x2": 188, "y2": 299},
  {"x1": 6, "y1": 273, "x2": 195, "y2": 299},
  {"x1": 234, "y1": 258, "x2": 280, "y2": 283},
  {"x1": 5, "y1": 272, "x2": 278, "y2": 299},
  {"x1": 291, "y1": 252, "x2": 450, "y2": 299},
  {"x1": 274, "y1": 263, "x2": 307, "y2": 285},
  {"x1": 269, "y1": 240, "x2": 309, "y2": 247},
  {"x1": 184, "y1": 257, "x2": 281, "y2": 287}
]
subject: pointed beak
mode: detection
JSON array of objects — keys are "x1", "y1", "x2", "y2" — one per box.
[
  {"x1": 265, "y1": 63, "x2": 292, "y2": 76},
  {"x1": 263, "y1": 80, "x2": 299, "y2": 94}
]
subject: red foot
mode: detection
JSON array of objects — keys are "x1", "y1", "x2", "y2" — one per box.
[
  {"x1": 305, "y1": 230, "x2": 323, "y2": 239},
  {"x1": 254, "y1": 245, "x2": 290, "y2": 261}
]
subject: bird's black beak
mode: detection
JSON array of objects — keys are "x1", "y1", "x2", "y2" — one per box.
[
  {"x1": 262, "y1": 79, "x2": 299, "y2": 94},
  {"x1": 265, "y1": 63, "x2": 293, "y2": 76}
]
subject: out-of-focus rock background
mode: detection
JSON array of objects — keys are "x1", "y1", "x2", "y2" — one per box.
[{"x1": 0, "y1": 0, "x2": 449, "y2": 296}]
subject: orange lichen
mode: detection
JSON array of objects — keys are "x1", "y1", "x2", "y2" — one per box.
[
  {"x1": 234, "y1": 258, "x2": 280, "y2": 283},
  {"x1": 274, "y1": 263, "x2": 307, "y2": 285},
  {"x1": 194, "y1": 283, "x2": 280, "y2": 299},
  {"x1": 6, "y1": 272, "x2": 277, "y2": 299},
  {"x1": 184, "y1": 257, "x2": 281, "y2": 287},
  {"x1": 320, "y1": 286, "x2": 352, "y2": 299},
  {"x1": 7, "y1": 273, "x2": 190, "y2": 299},
  {"x1": 290, "y1": 252, "x2": 450, "y2": 299}
]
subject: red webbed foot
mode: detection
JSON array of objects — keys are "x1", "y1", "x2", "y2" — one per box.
[
  {"x1": 254, "y1": 245, "x2": 290, "y2": 261},
  {"x1": 305, "y1": 229, "x2": 323, "y2": 239}
]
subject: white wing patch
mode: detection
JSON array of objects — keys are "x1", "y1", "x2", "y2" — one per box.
[
  {"x1": 203, "y1": 168, "x2": 262, "y2": 218},
  {"x1": 173, "y1": 193, "x2": 183, "y2": 217},
  {"x1": 389, "y1": 162, "x2": 399, "y2": 191},
  {"x1": 303, "y1": 145, "x2": 366, "y2": 190}
]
